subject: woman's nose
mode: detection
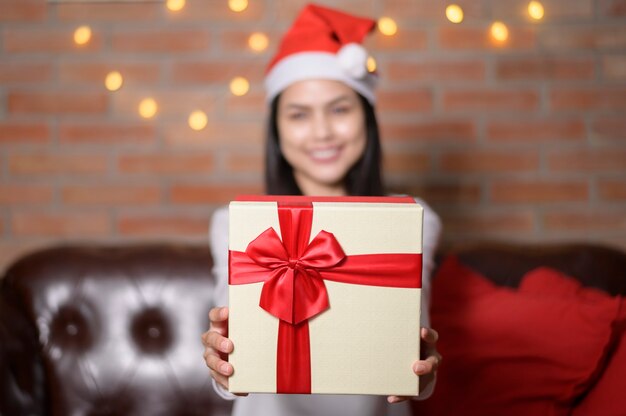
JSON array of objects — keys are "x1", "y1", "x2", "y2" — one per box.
[{"x1": 312, "y1": 114, "x2": 332, "y2": 141}]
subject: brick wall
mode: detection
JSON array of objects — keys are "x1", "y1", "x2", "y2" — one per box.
[{"x1": 1, "y1": 0, "x2": 625, "y2": 271}]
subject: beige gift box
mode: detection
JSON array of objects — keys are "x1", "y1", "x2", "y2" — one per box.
[{"x1": 228, "y1": 197, "x2": 423, "y2": 395}]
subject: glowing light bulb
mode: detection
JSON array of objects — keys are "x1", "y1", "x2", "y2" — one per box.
[
  {"x1": 188, "y1": 110, "x2": 208, "y2": 131},
  {"x1": 248, "y1": 32, "x2": 269, "y2": 52},
  {"x1": 230, "y1": 77, "x2": 249, "y2": 96},
  {"x1": 139, "y1": 98, "x2": 158, "y2": 119},
  {"x1": 105, "y1": 71, "x2": 123, "y2": 91},
  {"x1": 528, "y1": 1, "x2": 544, "y2": 20},
  {"x1": 490, "y1": 21, "x2": 509, "y2": 43},
  {"x1": 166, "y1": 0, "x2": 185, "y2": 12},
  {"x1": 377, "y1": 17, "x2": 397, "y2": 36},
  {"x1": 73, "y1": 26, "x2": 92, "y2": 46},
  {"x1": 446, "y1": 4, "x2": 464, "y2": 23},
  {"x1": 367, "y1": 56, "x2": 377, "y2": 73},
  {"x1": 228, "y1": 0, "x2": 248, "y2": 12}
]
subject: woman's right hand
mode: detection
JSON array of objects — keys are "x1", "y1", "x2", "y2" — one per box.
[{"x1": 202, "y1": 306, "x2": 245, "y2": 394}]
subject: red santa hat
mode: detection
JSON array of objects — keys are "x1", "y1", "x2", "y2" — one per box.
[{"x1": 265, "y1": 4, "x2": 379, "y2": 104}]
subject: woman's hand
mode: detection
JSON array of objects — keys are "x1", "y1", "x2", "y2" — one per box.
[
  {"x1": 201, "y1": 306, "x2": 247, "y2": 396},
  {"x1": 387, "y1": 327, "x2": 441, "y2": 404}
]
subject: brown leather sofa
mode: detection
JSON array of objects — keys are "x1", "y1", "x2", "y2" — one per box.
[{"x1": 1, "y1": 243, "x2": 625, "y2": 415}]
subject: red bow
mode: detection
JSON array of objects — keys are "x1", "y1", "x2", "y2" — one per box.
[{"x1": 246, "y1": 227, "x2": 345, "y2": 324}]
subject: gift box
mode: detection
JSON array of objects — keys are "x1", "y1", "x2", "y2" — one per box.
[{"x1": 228, "y1": 195, "x2": 423, "y2": 395}]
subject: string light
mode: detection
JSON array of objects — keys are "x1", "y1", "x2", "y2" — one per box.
[
  {"x1": 367, "y1": 56, "x2": 377, "y2": 73},
  {"x1": 188, "y1": 110, "x2": 208, "y2": 131},
  {"x1": 377, "y1": 17, "x2": 397, "y2": 36},
  {"x1": 490, "y1": 21, "x2": 509, "y2": 43},
  {"x1": 166, "y1": 0, "x2": 185, "y2": 12},
  {"x1": 230, "y1": 77, "x2": 250, "y2": 96},
  {"x1": 73, "y1": 26, "x2": 92, "y2": 46},
  {"x1": 528, "y1": 1, "x2": 544, "y2": 20},
  {"x1": 445, "y1": 4, "x2": 464, "y2": 23},
  {"x1": 105, "y1": 71, "x2": 123, "y2": 91},
  {"x1": 228, "y1": 0, "x2": 248, "y2": 12},
  {"x1": 248, "y1": 32, "x2": 269, "y2": 52},
  {"x1": 139, "y1": 98, "x2": 158, "y2": 119}
]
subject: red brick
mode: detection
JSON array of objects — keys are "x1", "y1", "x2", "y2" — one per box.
[
  {"x1": 598, "y1": 179, "x2": 626, "y2": 200},
  {"x1": 491, "y1": 180, "x2": 589, "y2": 203},
  {"x1": 0, "y1": 0, "x2": 46, "y2": 22},
  {"x1": 383, "y1": 151, "x2": 431, "y2": 174},
  {"x1": 591, "y1": 117, "x2": 626, "y2": 141},
  {"x1": 118, "y1": 154, "x2": 213, "y2": 175},
  {"x1": 0, "y1": 122, "x2": 50, "y2": 144},
  {"x1": 62, "y1": 185, "x2": 161, "y2": 205},
  {"x1": 278, "y1": 0, "x2": 375, "y2": 22},
  {"x1": 225, "y1": 91, "x2": 266, "y2": 114},
  {"x1": 543, "y1": 210, "x2": 626, "y2": 231},
  {"x1": 387, "y1": 60, "x2": 486, "y2": 83},
  {"x1": 9, "y1": 154, "x2": 108, "y2": 175},
  {"x1": 56, "y1": 2, "x2": 161, "y2": 21},
  {"x1": 171, "y1": 61, "x2": 265, "y2": 84},
  {"x1": 487, "y1": 119, "x2": 585, "y2": 142},
  {"x1": 0, "y1": 62, "x2": 52, "y2": 84},
  {"x1": 368, "y1": 29, "x2": 428, "y2": 51},
  {"x1": 0, "y1": 185, "x2": 54, "y2": 204},
  {"x1": 551, "y1": 88, "x2": 626, "y2": 111},
  {"x1": 167, "y1": 0, "x2": 266, "y2": 22},
  {"x1": 117, "y1": 214, "x2": 209, "y2": 237},
  {"x1": 403, "y1": 182, "x2": 482, "y2": 203},
  {"x1": 111, "y1": 91, "x2": 216, "y2": 119},
  {"x1": 4, "y1": 29, "x2": 103, "y2": 53},
  {"x1": 600, "y1": 0, "x2": 626, "y2": 16},
  {"x1": 8, "y1": 91, "x2": 108, "y2": 114},
  {"x1": 443, "y1": 90, "x2": 539, "y2": 111},
  {"x1": 540, "y1": 26, "x2": 626, "y2": 50},
  {"x1": 496, "y1": 57, "x2": 595, "y2": 81},
  {"x1": 58, "y1": 61, "x2": 160, "y2": 85},
  {"x1": 13, "y1": 211, "x2": 110, "y2": 237},
  {"x1": 220, "y1": 30, "x2": 278, "y2": 56},
  {"x1": 380, "y1": 120, "x2": 477, "y2": 143},
  {"x1": 439, "y1": 26, "x2": 536, "y2": 50},
  {"x1": 441, "y1": 150, "x2": 539, "y2": 173},
  {"x1": 378, "y1": 90, "x2": 433, "y2": 113},
  {"x1": 381, "y1": 0, "x2": 487, "y2": 21},
  {"x1": 170, "y1": 184, "x2": 263, "y2": 204},
  {"x1": 58, "y1": 123, "x2": 156, "y2": 145},
  {"x1": 602, "y1": 54, "x2": 626, "y2": 80},
  {"x1": 444, "y1": 211, "x2": 535, "y2": 234},
  {"x1": 492, "y1": 0, "x2": 593, "y2": 19},
  {"x1": 226, "y1": 154, "x2": 264, "y2": 173},
  {"x1": 548, "y1": 149, "x2": 626, "y2": 172},
  {"x1": 111, "y1": 29, "x2": 210, "y2": 53},
  {"x1": 163, "y1": 120, "x2": 264, "y2": 146}
]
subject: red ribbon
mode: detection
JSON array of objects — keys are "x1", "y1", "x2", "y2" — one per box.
[{"x1": 229, "y1": 202, "x2": 422, "y2": 393}]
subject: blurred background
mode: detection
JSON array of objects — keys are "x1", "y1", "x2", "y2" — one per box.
[{"x1": 1, "y1": 0, "x2": 625, "y2": 272}]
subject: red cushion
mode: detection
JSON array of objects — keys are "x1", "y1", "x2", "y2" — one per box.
[
  {"x1": 412, "y1": 256, "x2": 623, "y2": 416},
  {"x1": 571, "y1": 300, "x2": 626, "y2": 416}
]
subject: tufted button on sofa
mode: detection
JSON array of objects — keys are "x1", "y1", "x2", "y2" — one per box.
[{"x1": 0, "y1": 244, "x2": 232, "y2": 416}]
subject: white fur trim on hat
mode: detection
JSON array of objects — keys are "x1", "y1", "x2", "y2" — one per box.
[{"x1": 265, "y1": 51, "x2": 378, "y2": 104}]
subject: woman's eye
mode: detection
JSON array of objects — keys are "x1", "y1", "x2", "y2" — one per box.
[
  {"x1": 332, "y1": 106, "x2": 350, "y2": 114},
  {"x1": 289, "y1": 112, "x2": 307, "y2": 120}
]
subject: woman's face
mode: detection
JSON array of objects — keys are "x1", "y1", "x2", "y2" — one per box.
[{"x1": 277, "y1": 79, "x2": 367, "y2": 196}]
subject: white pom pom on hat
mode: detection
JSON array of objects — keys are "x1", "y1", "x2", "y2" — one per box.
[{"x1": 264, "y1": 4, "x2": 379, "y2": 104}]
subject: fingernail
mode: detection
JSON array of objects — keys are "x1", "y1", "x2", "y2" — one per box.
[
  {"x1": 414, "y1": 363, "x2": 427, "y2": 374},
  {"x1": 220, "y1": 307, "x2": 228, "y2": 319},
  {"x1": 220, "y1": 363, "x2": 231, "y2": 375},
  {"x1": 220, "y1": 339, "x2": 230, "y2": 352}
]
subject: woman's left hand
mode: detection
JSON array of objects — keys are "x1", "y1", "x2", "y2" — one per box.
[{"x1": 387, "y1": 327, "x2": 441, "y2": 404}]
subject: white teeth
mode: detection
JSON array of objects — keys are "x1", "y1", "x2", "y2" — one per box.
[{"x1": 311, "y1": 148, "x2": 339, "y2": 160}]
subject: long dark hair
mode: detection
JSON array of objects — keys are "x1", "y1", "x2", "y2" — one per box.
[{"x1": 264, "y1": 92, "x2": 385, "y2": 196}]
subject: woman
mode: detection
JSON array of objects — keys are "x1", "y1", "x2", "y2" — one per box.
[{"x1": 202, "y1": 4, "x2": 442, "y2": 416}]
